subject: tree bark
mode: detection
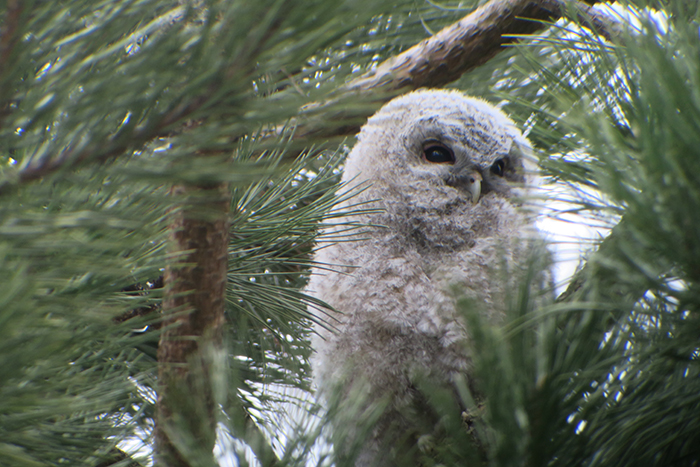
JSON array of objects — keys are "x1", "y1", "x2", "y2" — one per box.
[
  {"x1": 278, "y1": 0, "x2": 621, "y2": 143},
  {"x1": 155, "y1": 183, "x2": 229, "y2": 467},
  {"x1": 347, "y1": 0, "x2": 618, "y2": 93}
]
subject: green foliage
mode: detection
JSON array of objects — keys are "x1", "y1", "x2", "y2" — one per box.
[
  {"x1": 0, "y1": 160, "x2": 166, "y2": 466},
  {"x1": 455, "y1": 3, "x2": 700, "y2": 467},
  {"x1": 0, "y1": 0, "x2": 414, "y2": 465},
  {"x1": 1, "y1": 0, "x2": 699, "y2": 466}
]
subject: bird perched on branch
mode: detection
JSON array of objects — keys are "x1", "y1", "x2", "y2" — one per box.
[{"x1": 308, "y1": 89, "x2": 541, "y2": 466}]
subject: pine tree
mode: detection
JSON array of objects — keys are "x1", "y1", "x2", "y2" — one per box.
[{"x1": 1, "y1": 1, "x2": 698, "y2": 467}]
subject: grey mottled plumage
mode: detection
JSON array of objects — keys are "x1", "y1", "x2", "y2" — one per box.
[{"x1": 308, "y1": 89, "x2": 540, "y2": 466}]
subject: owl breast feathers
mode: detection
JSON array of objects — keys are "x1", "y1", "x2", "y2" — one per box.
[{"x1": 308, "y1": 89, "x2": 540, "y2": 466}]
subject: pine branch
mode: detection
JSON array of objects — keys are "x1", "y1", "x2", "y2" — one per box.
[
  {"x1": 345, "y1": 0, "x2": 619, "y2": 93},
  {"x1": 0, "y1": 92, "x2": 211, "y2": 197},
  {"x1": 290, "y1": 0, "x2": 622, "y2": 141},
  {"x1": 0, "y1": 0, "x2": 620, "y2": 196}
]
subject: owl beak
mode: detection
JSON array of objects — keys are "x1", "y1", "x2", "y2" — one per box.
[{"x1": 467, "y1": 171, "x2": 482, "y2": 204}]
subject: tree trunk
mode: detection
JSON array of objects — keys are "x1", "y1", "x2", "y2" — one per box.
[{"x1": 155, "y1": 182, "x2": 230, "y2": 467}]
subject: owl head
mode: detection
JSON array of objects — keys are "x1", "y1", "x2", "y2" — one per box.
[{"x1": 342, "y1": 89, "x2": 536, "y2": 209}]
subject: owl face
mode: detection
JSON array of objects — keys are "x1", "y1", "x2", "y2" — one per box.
[{"x1": 348, "y1": 89, "x2": 534, "y2": 206}]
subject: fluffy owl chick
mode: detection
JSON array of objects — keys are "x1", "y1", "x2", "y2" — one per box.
[{"x1": 308, "y1": 89, "x2": 538, "y2": 466}]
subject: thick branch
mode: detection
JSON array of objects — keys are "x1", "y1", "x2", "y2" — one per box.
[
  {"x1": 1, "y1": 0, "x2": 620, "y2": 195},
  {"x1": 346, "y1": 0, "x2": 619, "y2": 92},
  {"x1": 350, "y1": 0, "x2": 560, "y2": 92},
  {"x1": 290, "y1": 0, "x2": 622, "y2": 141},
  {"x1": 0, "y1": 89, "x2": 214, "y2": 197}
]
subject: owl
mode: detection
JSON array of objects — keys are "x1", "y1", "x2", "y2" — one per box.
[{"x1": 307, "y1": 89, "x2": 540, "y2": 466}]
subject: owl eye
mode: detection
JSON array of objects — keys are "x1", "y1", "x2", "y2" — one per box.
[
  {"x1": 490, "y1": 158, "x2": 506, "y2": 177},
  {"x1": 423, "y1": 143, "x2": 455, "y2": 164}
]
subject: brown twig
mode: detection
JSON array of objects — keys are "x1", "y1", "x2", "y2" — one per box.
[
  {"x1": 113, "y1": 276, "x2": 164, "y2": 325},
  {"x1": 0, "y1": 100, "x2": 204, "y2": 197}
]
